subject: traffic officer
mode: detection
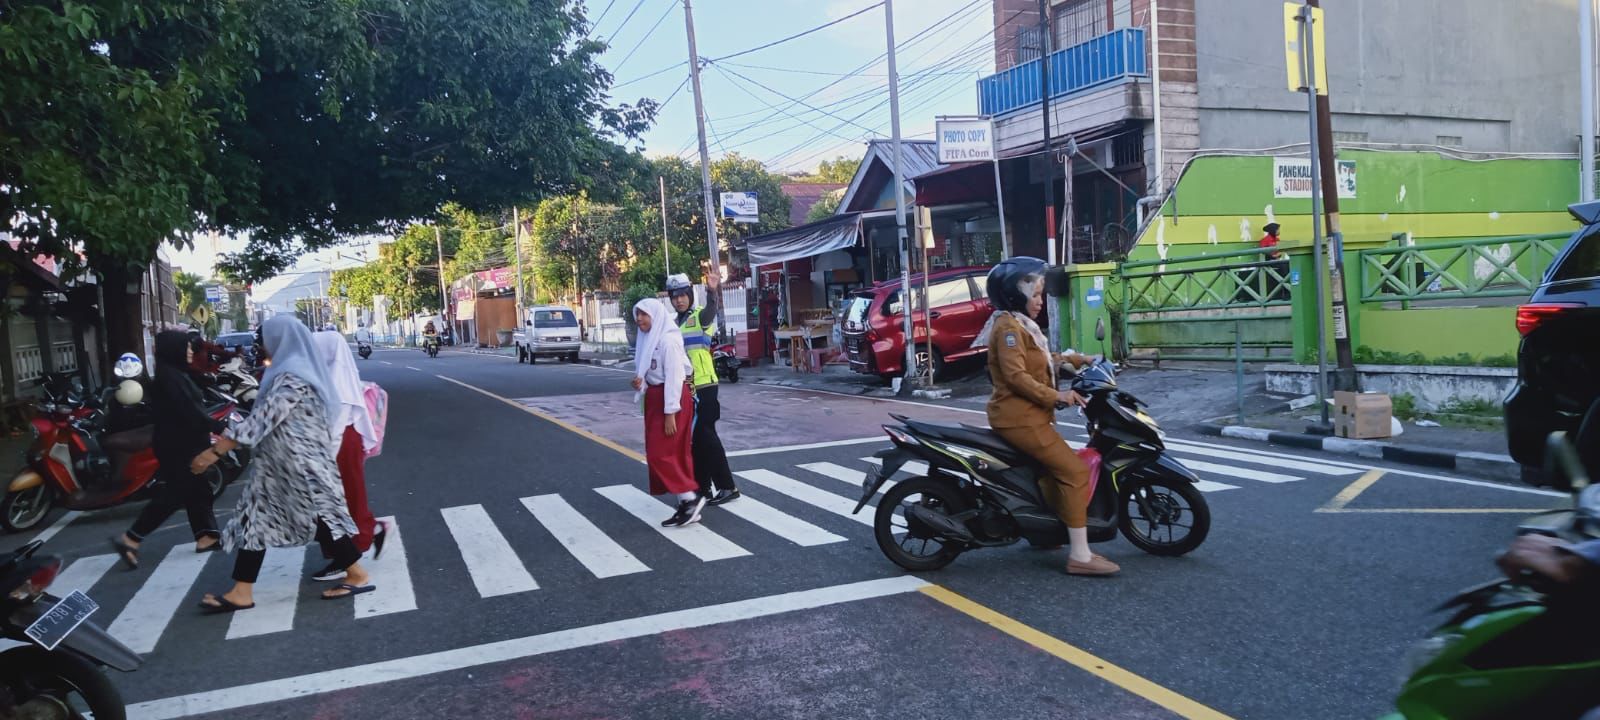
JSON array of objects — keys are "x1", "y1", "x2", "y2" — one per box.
[
  {"x1": 974, "y1": 257, "x2": 1119, "y2": 577},
  {"x1": 666, "y1": 273, "x2": 740, "y2": 506}
]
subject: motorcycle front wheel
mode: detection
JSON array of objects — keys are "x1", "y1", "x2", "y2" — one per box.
[
  {"x1": 1118, "y1": 477, "x2": 1210, "y2": 556},
  {"x1": 0, "y1": 483, "x2": 54, "y2": 533},
  {"x1": 0, "y1": 645, "x2": 126, "y2": 720},
  {"x1": 872, "y1": 476, "x2": 969, "y2": 571}
]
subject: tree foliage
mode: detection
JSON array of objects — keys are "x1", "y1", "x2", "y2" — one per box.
[
  {"x1": 805, "y1": 191, "x2": 844, "y2": 223},
  {"x1": 803, "y1": 155, "x2": 861, "y2": 184}
]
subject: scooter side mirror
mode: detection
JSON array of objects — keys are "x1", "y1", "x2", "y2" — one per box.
[{"x1": 1542, "y1": 431, "x2": 1591, "y2": 493}]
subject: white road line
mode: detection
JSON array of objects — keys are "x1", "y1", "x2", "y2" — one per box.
[
  {"x1": 1181, "y1": 459, "x2": 1301, "y2": 484},
  {"x1": 715, "y1": 496, "x2": 846, "y2": 547},
  {"x1": 521, "y1": 495, "x2": 649, "y2": 578},
  {"x1": 727, "y1": 436, "x2": 887, "y2": 458},
  {"x1": 440, "y1": 505, "x2": 539, "y2": 598},
  {"x1": 594, "y1": 486, "x2": 752, "y2": 562},
  {"x1": 226, "y1": 548, "x2": 306, "y2": 640},
  {"x1": 380, "y1": 361, "x2": 393, "y2": 366},
  {"x1": 125, "y1": 576, "x2": 930, "y2": 720},
  {"x1": 734, "y1": 470, "x2": 874, "y2": 527},
  {"x1": 860, "y1": 455, "x2": 1237, "y2": 493},
  {"x1": 108, "y1": 545, "x2": 211, "y2": 654},
  {"x1": 1193, "y1": 480, "x2": 1242, "y2": 492},
  {"x1": 406, "y1": 366, "x2": 421, "y2": 372},
  {"x1": 799, "y1": 461, "x2": 872, "y2": 486},
  {"x1": 1163, "y1": 441, "x2": 1360, "y2": 476},
  {"x1": 354, "y1": 516, "x2": 416, "y2": 619},
  {"x1": 51, "y1": 554, "x2": 118, "y2": 597},
  {"x1": 30, "y1": 511, "x2": 83, "y2": 546}
]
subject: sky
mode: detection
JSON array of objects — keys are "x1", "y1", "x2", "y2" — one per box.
[{"x1": 170, "y1": 0, "x2": 995, "y2": 297}]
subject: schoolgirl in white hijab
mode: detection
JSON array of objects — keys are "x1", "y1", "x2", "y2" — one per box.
[{"x1": 631, "y1": 297, "x2": 703, "y2": 527}]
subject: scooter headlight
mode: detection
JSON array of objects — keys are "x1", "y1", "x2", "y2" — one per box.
[{"x1": 1396, "y1": 633, "x2": 1462, "y2": 689}]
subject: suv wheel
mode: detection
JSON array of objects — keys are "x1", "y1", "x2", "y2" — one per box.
[{"x1": 915, "y1": 347, "x2": 947, "y2": 381}]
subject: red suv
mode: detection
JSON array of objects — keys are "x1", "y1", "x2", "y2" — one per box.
[{"x1": 841, "y1": 266, "x2": 994, "y2": 380}]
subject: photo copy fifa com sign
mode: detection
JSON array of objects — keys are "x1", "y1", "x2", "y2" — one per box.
[
  {"x1": 720, "y1": 192, "x2": 759, "y2": 224},
  {"x1": 936, "y1": 118, "x2": 995, "y2": 163}
]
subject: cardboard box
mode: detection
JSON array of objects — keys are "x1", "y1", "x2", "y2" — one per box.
[{"x1": 1334, "y1": 391, "x2": 1393, "y2": 439}]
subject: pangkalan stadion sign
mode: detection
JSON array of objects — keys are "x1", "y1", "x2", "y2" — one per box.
[{"x1": 1274, "y1": 156, "x2": 1357, "y2": 199}]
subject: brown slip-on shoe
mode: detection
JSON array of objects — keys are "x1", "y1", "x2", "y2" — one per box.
[{"x1": 1066, "y1": 553, "x2": 1121, "y2": 576}]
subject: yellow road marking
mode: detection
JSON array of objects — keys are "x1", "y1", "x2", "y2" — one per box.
[
  {"x1": 1317, "y1": 469, "x2": 1385, "y2": 512},
  {"x1": 919, "y1": 584, "x2": 1235, "y2": 720},
  {"x1": 435, "y1": 375, "x2": 646, "y2": 464}
]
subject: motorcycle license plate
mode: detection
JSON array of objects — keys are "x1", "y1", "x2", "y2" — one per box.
[{"x1": 24, "y1": 590, "x2": 98, "y2": 651}]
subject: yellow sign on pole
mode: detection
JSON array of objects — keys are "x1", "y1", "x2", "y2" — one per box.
[{"x1": 1284, "y1": 3, "x2": 1327, "y2": 95}]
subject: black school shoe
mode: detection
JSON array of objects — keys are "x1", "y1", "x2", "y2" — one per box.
[
  {"x1": 706, "y1": 488, "x2": 741, "y2": 506},
  {"x1": 661, "y1": 496, "x2": 707, "y2": 528}
]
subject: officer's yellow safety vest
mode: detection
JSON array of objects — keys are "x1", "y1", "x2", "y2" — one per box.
[{"x1": 679, "y1": 308, "x2": 718, "y2": 388}]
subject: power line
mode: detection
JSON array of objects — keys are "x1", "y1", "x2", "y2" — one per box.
[
  {"x1": 708, "y1": 64, "x2": 861, "y2": 144},
  {"x1": 591, "y1": 0, "x2": 619, "y2": 27},
  {"x1": 613, "y1": 0, "x2": 677, "y2": 73},
  {"x1": 706, "y1": 2, "x2": 884, "y2": 62},
  {"x1": 719, "y1": 60, "x2": 975, "y2": 78},
  {"x1": 601, "y1": 0, "x2": 649, "y2": 41},
  {"x1": 614, "y1": 61, "x2": 686, "y2": 89},
  {"x1": 709, "y1": 61, "x2": 879, "y2": 136},
  {"x1": 658, "y1": 74, "x2": 692, "y2": 112}
]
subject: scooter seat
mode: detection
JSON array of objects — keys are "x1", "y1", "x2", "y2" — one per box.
[{"x1": 900, "y1": 419, "x2": 1032, "y2": 465}]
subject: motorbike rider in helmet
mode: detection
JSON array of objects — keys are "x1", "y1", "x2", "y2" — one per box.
[
  {"x1": 973, "y1": 257, "x2": 1119, "y2": 577},
  {"x1": 666, "y1": 273, "x2": 740, "y2": 506}
]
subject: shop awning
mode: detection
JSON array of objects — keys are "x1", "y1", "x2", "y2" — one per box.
[{"x1": 743, "y1": 213, "x2": 863, "y2": 266}]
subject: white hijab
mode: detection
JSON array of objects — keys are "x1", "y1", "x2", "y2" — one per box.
[
  {"x1": 258, "y1": 316, "x2": 342, "y2": 435},
  {"x1": 312, "y1": 331, "x2": 378, "y2": 451},
  {"x1": 632, "y1": 297, "x2": 685, "y2": 403}
]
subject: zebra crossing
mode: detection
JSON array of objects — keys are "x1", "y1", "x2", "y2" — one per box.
[{"x1": 36, "y1": 441, "x2": 1357, "y2": 654}]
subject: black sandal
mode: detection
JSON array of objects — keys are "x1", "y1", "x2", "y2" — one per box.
[
  {"x1": 371, "y1": 521, "x2": 390, "y2": 560},
  {"x1": 110, "y1": 537, "x2": 139, "y2": 570},
  {"x1": 321, "y1": 583, "x2": 375, "y2": 600},
  {"x1": 198, "y1": 593, "x2": 255, "y2": 614}
]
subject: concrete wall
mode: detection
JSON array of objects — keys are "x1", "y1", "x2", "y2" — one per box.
[
  {"x1": 1358, "y1": 306, "x2": 1520, "y2": 361},
  {"x1": 1265, "y1": 364, "x2": 1516, "y2": 411},
  {"x1": 1194, "y1": 0, "x2": 1579, "y2": 154}
]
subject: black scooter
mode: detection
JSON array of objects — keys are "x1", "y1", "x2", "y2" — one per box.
[
  {"x1": 1, "y1": 540, "x2": 142, "y2": 719},
  {"x1": 853, "y1": 354, "x2": 1210, "y2": 571},
  {"x1": 357, "y1": 341, "x2": 372, "y2": 360}
]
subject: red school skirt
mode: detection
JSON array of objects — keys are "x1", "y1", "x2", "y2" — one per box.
[{"x1": 645, "y1": 383, "x2": 697, "y2": 495}]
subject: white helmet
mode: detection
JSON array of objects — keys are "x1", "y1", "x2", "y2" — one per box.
[
  {"x1": 114, "y1": 379, "x2": 144, "y2": 406},
  {"x1": 665, "y1": 273, "x2": 693, "y2": 298},
  {"x1": 114, "y1": 353, "x2": 144, "y2": 379}
]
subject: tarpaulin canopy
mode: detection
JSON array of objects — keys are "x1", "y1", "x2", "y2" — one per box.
[{"x1": 743, "y1": 213, "x2": 862, "y2": 266}]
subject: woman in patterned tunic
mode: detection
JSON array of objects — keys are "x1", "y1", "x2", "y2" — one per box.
[{"x1": 191, "y1": 317, "x2": 375, "y2": 611}]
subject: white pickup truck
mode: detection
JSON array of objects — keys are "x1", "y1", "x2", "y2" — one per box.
[{"x1": 513, "y1": 306, "x2": 582, "y2": 364}]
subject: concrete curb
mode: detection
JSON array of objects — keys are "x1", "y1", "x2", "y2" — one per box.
[
  {"x1": 1196, "y1": 422, "x2": 1520, "y2": 480},
  {"x1": 443, "y1": 346, "x2": 630, "y2": 367}
]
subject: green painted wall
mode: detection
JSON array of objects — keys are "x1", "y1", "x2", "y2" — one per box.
[
  {"x1": 1130, "y1": 151, "x2": 1581, "y2": 262},
  {"x1": 1356, "y1": 306, "x2": 1520, "y2": 361}
]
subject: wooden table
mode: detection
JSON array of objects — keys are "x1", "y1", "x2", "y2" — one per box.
[{"x1": 772, "y1": 324, "x2": 832, "y2": 373}]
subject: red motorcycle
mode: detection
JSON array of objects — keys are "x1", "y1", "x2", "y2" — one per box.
[{"x1": 1, "y1": 375, "x2": 245, "y2": 533}]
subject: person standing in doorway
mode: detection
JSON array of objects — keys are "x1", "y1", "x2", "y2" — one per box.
[
  {"x1": 630, "y1": 298, "x2": 703, "y2": 527},
  {"x1": 665, "y1": 273, "x2": 740, "y2": 506}
]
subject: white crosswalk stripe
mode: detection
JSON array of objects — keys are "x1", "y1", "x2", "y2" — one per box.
[
  {"x1": 1181, "y1": 459, "x2": 1301, "y2": 484},
  {"x1": 52, "y1": 554, "x2": 119, "y2": 597},
  {"x1": 1164, "y1": 441, "x2": 1359, "y2": 476},
  {"x1": 109, "y1": 545, "x2": 211, "y2": 654},
  {"x1": 1192, "y1": 479, "x2": 1242, "y2": 492},
  {"x1": 522, "y1": 494, "x2": 651, "y2": 578},
  {"x1": 858, "y1": 457, "x2": 932, "y2": 477},
  {"x1": 594, "y1": 485, "x2": 752, "y2": 561},
  {"x1": 227, "y1": 548, "x2": 306, "y2": 639},
  {"x1": 441, "y1": 505, "x2": 539, "y2": 597},
  {"x1": 734, "y1": 469, "x2": 875, "y2": 527},
  {"x1": 714, "y1": 495, "x2": 846, "y2": 547},
  {"x1": 355, "y1": 516, "x2": 416, "y2": 619}
]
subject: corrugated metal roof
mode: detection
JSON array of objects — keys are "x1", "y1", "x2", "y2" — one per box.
[{"x1": 839, "y1": 140, "x2": 941, "y2": 213}]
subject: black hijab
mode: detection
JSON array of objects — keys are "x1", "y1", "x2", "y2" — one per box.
[{"x1": 154, "y1": 331, "x2": 192, "y2": 379}]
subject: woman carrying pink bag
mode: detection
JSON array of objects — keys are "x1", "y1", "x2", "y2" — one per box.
[{"x1": 312, "y1": 332, "x2": 388, "y2": 582}]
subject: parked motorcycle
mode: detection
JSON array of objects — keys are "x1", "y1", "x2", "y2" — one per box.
[
  {"x1": 208, "y1": 357, "x2": 259, "y2": 409},
  {"x1": 713, "y1": 342, "x2": 740, "y2": 384},
  {"x1": 853, "y1": 352, "x2": 1210, "y2": 571},
  {"x1": 1383, "y1": 432, "x2": 1600, "y2": 720},
  {"x1": 1, "y1": 359, "x2": 246, "y2": 533},
  {"x1": 0, "y1": 539, "x2": 142, "y2": 720},
  {"x1": 357, "y1": 341, "x2": 373, "y2": 360}
]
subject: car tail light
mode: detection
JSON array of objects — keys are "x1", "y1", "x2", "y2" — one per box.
[
  {"x1": 1515, "y1": 303, "x2": 1583, "y2": 336},
  {"x1": 7, "y1": 558, "x2": 62, "y2": 601}
]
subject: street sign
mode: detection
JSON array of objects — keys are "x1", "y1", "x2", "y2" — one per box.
[
  {"x1": 1085, "y1": 288, "x2": 1104, "y2": 309},
  {"x1": 720, "y1": 192, "x2": 759, "y2": 224},
  {"x1": 205, "y1": 285, "x2": 224, "y2": 303},
  {"x1": 934, "y1": 117, "x2": 996, "y2": 163},
  {"x1": 1284, "y1": 3, "x2": 1327, "y2": 95}
]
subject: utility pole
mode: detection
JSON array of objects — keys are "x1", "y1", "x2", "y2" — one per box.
[
  {"x1": 1298, "y1": 4, "x2": 1330, "y2": 428},
  {"x1": 513, "y1": 206, "x2": 524, "y2": 324},
  {"x1": 1583, "y1": 0, "x2": 1596, "y2": 202},
  {"x1": 884, "y1": 0, "x2": 915, "y2": 395},
  {"x1": 1037, "y1": 0, "x2": 1060, "y2": 356},
  {"x1": 658, "y1": 176, "x2": 673, "y2": 275},
  {"x1": 683, "y1": 0, "x2": 725, "y2": 341},
  {"x1": 434, "y1": 226, "x2": 448, "y2": 330},
  {"x1": 1304, "y1": 0, "x2": 1355, "y2": 390}
]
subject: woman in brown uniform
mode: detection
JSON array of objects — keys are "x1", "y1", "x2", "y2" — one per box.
[{"x1": 974, "y1": 258, "x2": 1120, "y2": 576}]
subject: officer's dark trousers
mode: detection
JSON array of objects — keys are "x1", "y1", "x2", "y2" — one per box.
[{"x1": 692, "y1": 385, "x2": 736, "y2": 495}]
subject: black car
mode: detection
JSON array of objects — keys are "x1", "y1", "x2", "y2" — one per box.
[{"x1": 1504, "y1": 201, "x2": 1600, "y2": 488}]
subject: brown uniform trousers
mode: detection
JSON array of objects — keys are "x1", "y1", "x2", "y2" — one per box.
[{"x1": 985, "y1": 313, "x2": 1091, "y2": 528}]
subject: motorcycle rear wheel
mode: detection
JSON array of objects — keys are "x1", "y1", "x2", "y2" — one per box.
[
  {"x1": 0, "y1": 484, "x2": 53, "y2": 533},
  {"x1": 873, "y1": 477, "x2": 969, "y2": 571},
  {"x1": 0, "y1": 645, "x2": 126, "y2": 720},
  {"x1": 1118, "y1": 478, "x2": 1210, "y2": 556}
]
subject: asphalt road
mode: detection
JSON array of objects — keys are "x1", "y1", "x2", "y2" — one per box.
[{"x1": 3, "y1": 347, "x2": 1568, "y2": 719}]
